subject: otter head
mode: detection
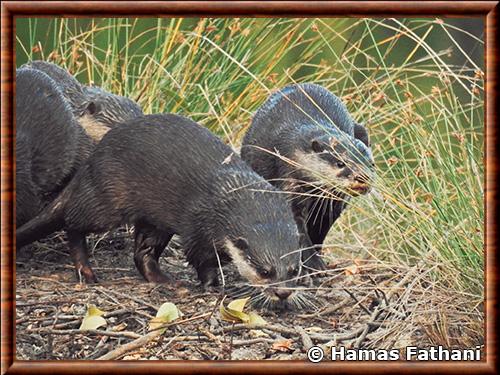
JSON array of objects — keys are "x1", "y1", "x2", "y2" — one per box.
[
  {"x1": 293, "y1": 129, "x2": 374, "y2": 196},
  {"x1": 78, "y1": 87, "x2": 143, "y2": 142},
  {"x1": 223, "y1": 221, "x2": 305, "y2": 309}
]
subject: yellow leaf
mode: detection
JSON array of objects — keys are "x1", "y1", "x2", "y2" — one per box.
[
  {"x1": 247, "y1": 312, "x2": 266, "y2": 327},
  {"x1": 87, "y1": 305, "x2": 105, "y2": 317},
  {"x1": 79, "y1": 315, "x2": 107, "y2": 330},
  {"x1": 219, "y1": 297, "x2": 251, "y2": 323},
  {"x1": 227, "y1": 297, "x2": 249, "y2": 312},
  {"x1": 149, "y1": 317, "x2": 168, "y2": 332},
  {"x1": 219, "y1": 304, "x2": 249, "y2": 323},
  {"x1": 149, "y1": 302, "x2": 182, "y2": 332},
  {"x1": 155, "y1": 302, "x2": 182, "y2": 321},
  {"x1": 79, "y1": 304, "x2": 107, "y2": 330}
]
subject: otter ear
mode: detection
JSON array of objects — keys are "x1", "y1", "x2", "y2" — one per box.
[
  {"x1": 85, "y1": 101, "x2": 100, "y2": 115},
  {"x1": 354, "y1": 122, "x2": 370, "y2": 147},
  {"x1": 234, "y1": 237, "x2": 249, "y2": 251},
  {"x1": 311, "y1": 139, "x2": 323, "y2": 153}
]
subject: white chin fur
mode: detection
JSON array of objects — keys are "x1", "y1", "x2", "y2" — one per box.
[
  {"x1": 293, "y1": 150, "x2": 344, "y2": 183},
  {"x1": 224, "y1": 239, "x2": 264, "y2": 285}
]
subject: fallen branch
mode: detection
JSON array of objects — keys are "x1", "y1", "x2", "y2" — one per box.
[
  {"x1": 217, "y1": 322, "x2": 374, "y2": 342},
  {"x1": 97, "y1": 329, "x2": 162, "y2": 360},
  {"x1": 97, "y1": 312, "x2": 212, "y2": 360},
  {"x1": 26, "y1": 328, "x2": 141, "y2": 339}
]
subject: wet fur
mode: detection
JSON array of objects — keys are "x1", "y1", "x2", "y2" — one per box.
[
  {"x1": 17, "y1": 114, "x2": 302, "y2": 303},
  {"x1": 22, "y1": 61, "x2": 143, "y2": 140},
  {"x1": 241, "y1": 83, "x2": 374, "y2": 271},
  {"x1": 15, "y1": 68, "x2": 93, "y2": 227}
]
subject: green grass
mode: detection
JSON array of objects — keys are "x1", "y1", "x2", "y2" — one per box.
[{"x1": 16, "y1": 17, "x2": 484, "y2": 308}]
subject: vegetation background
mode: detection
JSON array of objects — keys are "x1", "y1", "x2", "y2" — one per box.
[{"x1": 16, "y1": 17, "x2": 484, "y2": 349}]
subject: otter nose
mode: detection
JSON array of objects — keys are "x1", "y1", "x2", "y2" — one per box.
[
  {"x1": 354, "y1": 173, "x2": 369, "y2": 183},
  {"x1": 274, "y1": 289, "x2": 292, "y2": 300}
]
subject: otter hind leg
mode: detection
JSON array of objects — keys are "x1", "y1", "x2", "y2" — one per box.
[
  {"x1": 134, "y1": 222, "x2": 173, "y2": 283},
  {"x1": 67, "y1": 230, "x2": 98, "y2": 284}
]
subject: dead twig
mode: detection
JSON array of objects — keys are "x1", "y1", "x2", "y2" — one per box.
[
  {"x1": 296, "y1": 326, "x2": 313, "y2": 350},
  {"x1": 233, "y1": 338, "x2": 275, "y2": 346},
  {"x1": 352, "y1": 263, "x2": 423, "y2": 348},
  {"x1": 298, "y1": 297, "x2": 350, "y2": 318},
  {"x1": 97, "y1": 329, "x2": 162, "y2": 360},
  {"x1": 343, "y1": 288, "x2": 372, "y2": 316},
  {"x1": 103, "y1": 289, "x2": 159, "y2": 311},
  {"x1": 96, "y1": 312, "x2": 212, "y2": 360},
  {"x1": 26, "y1": 328, "x2": 141, "y2": 339}
]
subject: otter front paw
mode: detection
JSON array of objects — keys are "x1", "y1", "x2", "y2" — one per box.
[{"x1": 197, "y1": 268, "x2": 220, "y2": 290}]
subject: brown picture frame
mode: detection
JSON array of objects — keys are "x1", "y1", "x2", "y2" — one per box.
[{"x1": 1, "y1": 1, "x2": 497, "y2": 374}]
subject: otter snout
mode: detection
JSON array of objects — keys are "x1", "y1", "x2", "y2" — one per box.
[
  {"x1": 354, "y1": 173, "x2": 369, "y2": 184},
  {"x1": 347, "y1": 169, "x2": 373, "y2": 195},
  {"x1": 274, "y1": 288, "x2": 292, "y2": 300}
]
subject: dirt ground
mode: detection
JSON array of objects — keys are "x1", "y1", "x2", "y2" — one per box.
[{"x1": 15, "y1": 228, "x2": 484, "y2": 361}]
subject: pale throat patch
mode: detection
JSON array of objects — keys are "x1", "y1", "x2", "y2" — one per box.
[
  {"x1": 293, "y1": 150, "x2": 347, "y2": 185},
  {"x1": 78, "y1": 114, "x2": 111, "y2": 142},
  {"x1": 224, "y1": 239, "x2": 265, "y2": 285}
]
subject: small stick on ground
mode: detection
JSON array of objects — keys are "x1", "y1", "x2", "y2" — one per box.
[
  {"x1": 97, "y1": 329, "x2": 163, "y2": 360},
  {"x1": 229, "y1": 322, "x2": 235, "y2": 360},
  {"x1": 27, "y1": 328, "x2": 141, "y2": 339},
  {"x1": 96, "y1": 312, "x2": 212, "y2": 360},
  {"x1": 206, "y1": 241, "x2": 227, "y2": 324},
  {"x1": 352, "y1": 263, "x2": 423, "y2": 348},
  {"x1": 103, "y1": 289, "x2": 159, "y2": 311},
  {"x1": 298, "y1": 297, "x2": 350, "y2": 318},
  {"x1": 343, "y1": 288, "x2": 371, "y2": 316},
  {"x1": 233, "y1": 338, "x2": 275, "y2": 346},
  {"x1": 296, "y1": 326, "x2": 313, "y2": 350}
]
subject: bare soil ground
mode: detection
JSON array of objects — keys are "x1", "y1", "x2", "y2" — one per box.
[{"x1": 16, "y1": 229, "x2": 484, "y2": 361}]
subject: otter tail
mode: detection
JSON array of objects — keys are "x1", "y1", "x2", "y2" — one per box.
[{"x1": 16, "y1": 189, "x2": 68, "y2": 249}]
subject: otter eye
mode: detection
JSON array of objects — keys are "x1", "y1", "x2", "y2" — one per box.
[
  {"x1": 86, "y1": 101, "x2": 99, "y2": 115},
  {"x1": 336, "y1": 161, "x2": 346, "y2": 168},
  {"x1": 258, "y1": 267, "x2": 274, "y2": 278},
  {"x1": 290, "y1": 267, "x2": 299, "y2": 277},
  {"x1": 311, "y1": 140, "x2": 323, "y2": 153}
]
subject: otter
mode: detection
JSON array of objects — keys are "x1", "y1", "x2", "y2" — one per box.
[
  {"x1": 20, "y1": 60, "x2": 87, "y2": 113},
  {"x1": 16, "y1": 114, "x2": 304, "y2": 308},
  {"x1": 21, "y1": 61, "x2": 143, "y2": 142},
  {"x1": 80, "y1": 86, "x2": 143, "y2": 140},
  {"x1": 15, "y1": 68, "x2": 93, "y2": 227},
  {"x1": 241, "y1": 83, "x2": 374, "y2": 271}
]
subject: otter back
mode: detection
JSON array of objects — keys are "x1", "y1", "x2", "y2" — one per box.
[
  {"x1": 16, "y1": 68, "x2": 93, "y2": 227},
  {"x1": 17, "y1": 114, "x2": 303, "y2": 309}
]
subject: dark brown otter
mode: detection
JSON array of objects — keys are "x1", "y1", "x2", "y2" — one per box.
[
  {"x1": 241, "y1": 83, "x2": 375, "y2": 271},
  {"x1": 16, "y1": 114, "x2": 305, "y2": 309},
  {"x1": 15, "y1": 68, "x2": 93, "y2": 227},
  {"x1": 21, "y1": 60, "x2": 143, "y2": 142}
]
